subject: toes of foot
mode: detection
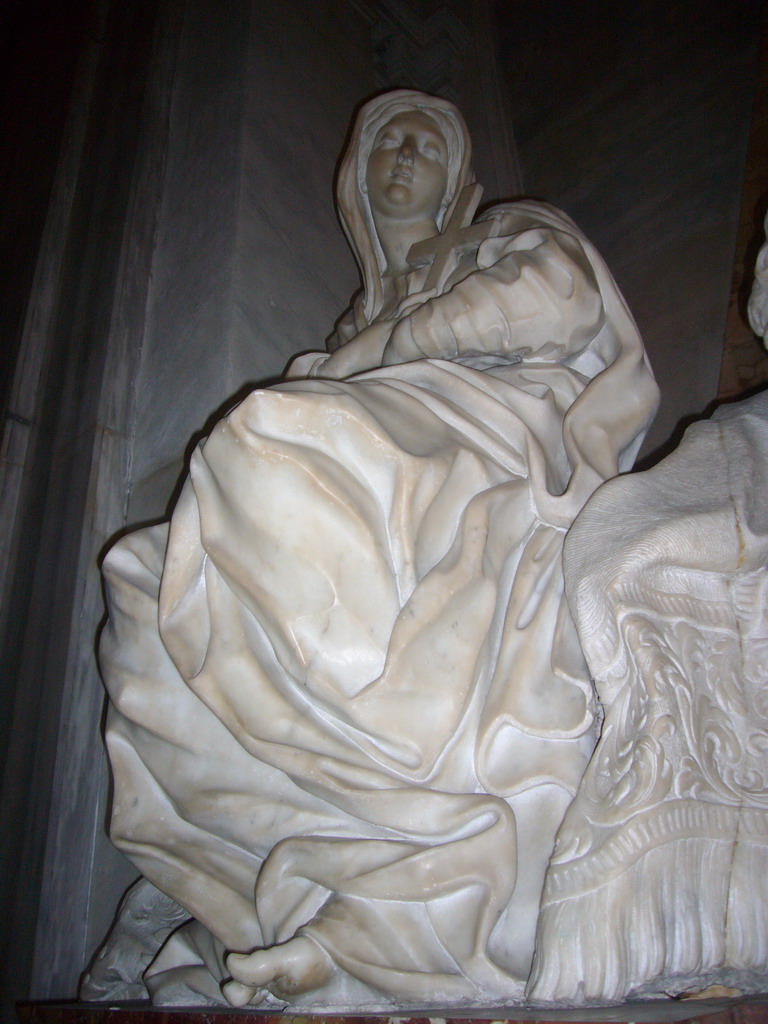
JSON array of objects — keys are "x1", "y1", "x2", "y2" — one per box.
[
  {"x1": 221, "y1": 978, "x2": 259, "y2": 1007},
  {"x1": 225, "y1": 950, "x2": 272, "y2": 986}
]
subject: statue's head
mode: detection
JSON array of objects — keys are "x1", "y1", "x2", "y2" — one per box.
[
  {"x1": 364, "y1": 109, "x2": 450, "y2": 228},
  {"x1": 337, "y1": 90, "x2": 474, "y2": 322}
]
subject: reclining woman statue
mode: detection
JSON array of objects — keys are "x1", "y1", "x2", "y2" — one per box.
[{"x1": 93, "y1": 90, "x2": 658, "y2": 1008}]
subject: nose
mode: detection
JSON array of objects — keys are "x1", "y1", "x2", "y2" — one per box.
[{"x1": 397, "y1": 139, "x2": 414, "y2": 163}]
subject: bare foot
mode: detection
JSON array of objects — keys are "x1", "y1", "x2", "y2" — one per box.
[{"x1": 222, "y1": 935, "x2": 335, "y2": 1006}]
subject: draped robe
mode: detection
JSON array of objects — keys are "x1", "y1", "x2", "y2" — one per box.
[{"x1": 99, "y1": 199, "x2": 658, "y2": 1007}]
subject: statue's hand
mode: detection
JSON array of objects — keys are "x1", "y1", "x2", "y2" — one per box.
[
  {"x1": 382, "y1": 316, "x2": 423, "y2": 365},
  {"x1": 393, "y1": 287, "x2": 437, "y2": 319},
  {"x1": 222, "y1": 935, "x2": 335, "y2": 1006},
  {"x1": 320, "y1": 320, "x2": 395, "y2": 378}
]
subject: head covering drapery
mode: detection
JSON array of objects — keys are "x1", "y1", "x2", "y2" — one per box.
[{"x1": 336, "y1": 90, "x2": 474, "y2": 326}]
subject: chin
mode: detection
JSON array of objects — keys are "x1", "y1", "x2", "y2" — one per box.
[{"x1": 384, "y1": 181, "x2": 413, "y2": 206}]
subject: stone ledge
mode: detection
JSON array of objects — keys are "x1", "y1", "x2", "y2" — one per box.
[{"x1": 15, "y1": 999, "x2": 768, "y2": 1024}]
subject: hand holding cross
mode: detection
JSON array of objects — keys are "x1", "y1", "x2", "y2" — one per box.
[{"x1": 406, "y1": 182, "x2": 497, "y2": 294}]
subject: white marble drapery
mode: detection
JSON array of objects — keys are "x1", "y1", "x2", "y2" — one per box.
[{"x1": 88, "y1": 92, "x2": 658, "y2": 1007}]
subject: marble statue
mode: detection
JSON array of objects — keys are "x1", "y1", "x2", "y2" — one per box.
[
  {"x1": 531, "y1": 391, "x2": 768, "y2": 1005},
  {"x1": 748, "y1": 210, "x2": 768, "y2": 345},
  {"x1": 528, "y1": 218, "x2": 768, "y2": 1004},
  {"x1": 83, "y1": 90, "x2": 662, "y2": 1008}
]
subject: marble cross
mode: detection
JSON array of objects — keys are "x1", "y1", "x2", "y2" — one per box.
[{"x1": 407, "y1": 182, "x2": 495, "y2": 292}]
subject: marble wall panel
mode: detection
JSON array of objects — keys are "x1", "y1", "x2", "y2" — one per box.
[
  {"x1": 30, "y1": 0, "x2": 377, "y2": 1002},
  {"x1": 30, "y1": 424, "x2": 137, "y2": 1000},
  {"x1": 230, "y1": 1, "x2": 375, "y2": 384},
  {"x1": 126, "y1": 0, "x2": 253, "y2": 515},
  {"x1": 24, "y1": 0, "x2": 182, "y2": 1003}
]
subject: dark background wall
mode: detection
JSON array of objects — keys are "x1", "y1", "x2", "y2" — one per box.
[
  {"x1": 0, "y1": 0, "x2": 93, "y2": 414},
  {"x1": 496, "y1": 0, "x2": 765, "y2": 456},
  {"x1": 1, "y1": 2, "x2": 167, "y2": 1016}
]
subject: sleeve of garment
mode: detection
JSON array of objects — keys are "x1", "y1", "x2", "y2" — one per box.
[
  {"x1": 327, "y1": 304, "x2": 362, "y2": 352},
  {"x1": 284, "y1": 351, "x2": 331, "y2": 379},
  {"x1": 382, "y1": 227, "x2": 605, "y2": 366},
  {"x1": 285, "y1": 304, "x2": 363, "y2": 379}
]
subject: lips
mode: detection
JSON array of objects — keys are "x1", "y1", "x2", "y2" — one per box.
[{"x1": 390, "y1": 168, "x2": 413, "y2": 184}]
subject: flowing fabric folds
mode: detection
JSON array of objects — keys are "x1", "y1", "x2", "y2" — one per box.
[
  {"x1": 102, "y1": 356, "x2": 598, "y2": 1002},
  {"x1": 96, "y1": 91, "x2": 659, "y2": 1005}
]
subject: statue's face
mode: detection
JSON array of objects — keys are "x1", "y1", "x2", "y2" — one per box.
[{"x1": 366, "y1": 111, "x2": 449, "y2": 222}]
